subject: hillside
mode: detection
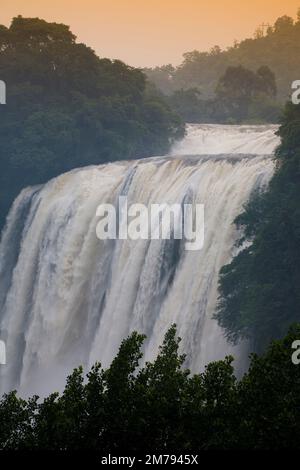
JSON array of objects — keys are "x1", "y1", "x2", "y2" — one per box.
[{"x1": 145, "y1": 11, "x2": 300, "y2": 103}]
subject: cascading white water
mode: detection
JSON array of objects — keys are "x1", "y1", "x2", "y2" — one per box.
[
  {"x1": 0, "y1": 124, "x2": 280, "y2": 396},
  {"x1": 171, "y1": 124, "x2": 279, "y2": 155}
]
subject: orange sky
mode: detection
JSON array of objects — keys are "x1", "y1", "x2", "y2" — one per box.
[{"x1": 1, "y1": 0, "x2": 300, "y2": 67}]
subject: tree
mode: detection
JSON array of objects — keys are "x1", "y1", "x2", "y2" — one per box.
[
  {"x1": 256, "y1": 65, "x2": 277, "y2": 97},
  {"x1": 166, "y1": 88, "x2": 209, "y2": 122},
  {"x1": 215, "y1": 101, "x2": 300, "y2": 351},
  {"x1": 1, "y1": 325, "x2": 300, "y2": 450},
  {"x1": 214, "y1": 65, "x2": 279, "y2": 122},
  {"x1": 166, "y1": 64, "x2": 280, "y2": 124},
  {"x1": 274, "y1": 15, "x2": 294, "y2": 33}
]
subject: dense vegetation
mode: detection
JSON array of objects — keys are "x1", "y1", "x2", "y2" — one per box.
[
  {"x1": 145, "y1": 11, "x2": 300, "y2": 102},
  {"x1": 0, "y1": 324, "x2": 299, "y2": 451},
  {"x1": 215, "y1": 101, "x2": 300, "y2": 352},
  {"x1": 166, "y1": 64, "x2": 281, "y2": 123},
  {"x1": 0, "y1": 16, "x2": 184, "y2": 227},
  {"x1": 145, "y1": 11, "x2": 300, "y2": 123}
]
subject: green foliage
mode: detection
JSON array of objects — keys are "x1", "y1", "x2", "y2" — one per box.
[
  {"x1": 237, "y1": 324, "x2": 300, "y2": 448},
  {"x1": 145, "y1": 10, "x2": 300, "y2": 104},
  {"x1": 0, "y1": 16, "x2": 184, "y2": 227},
  {"x1": 166, "y1": 88, "x2": 210, "y2": 123},
  {"x1": 214, "y1": 65, "x2": 279, "y2": 123},
  {"x1": 165, "y1": 65, "x2": 281, "y2": 124},
  {"x1": 215, "y1": 102, "x2": 300, "y2": 352},
  {"x1": 1, "y1": 324, "x2": 300, "y2": 450}
]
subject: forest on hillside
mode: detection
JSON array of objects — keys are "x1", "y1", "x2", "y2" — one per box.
[
  {"x1": 145, "y1": 11, "x2": 300, "y2": 101},
  {"x1": 145, "y1": 10, "x2": 300, "y2": 123},
  {"x1": 166, "y1": 64, "x2": 281, "y2": 123}
]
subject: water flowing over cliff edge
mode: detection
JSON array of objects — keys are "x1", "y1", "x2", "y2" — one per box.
[{"x1": 0, "y1": 124, "x2": 280, "y2": 396}]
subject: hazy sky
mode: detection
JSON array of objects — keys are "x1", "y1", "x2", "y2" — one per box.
[{"x1": 1, "y1": 0, "x2": 300, "y2": 67}]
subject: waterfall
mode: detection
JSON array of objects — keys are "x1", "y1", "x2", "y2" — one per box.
[
  {"x1": 0, "y1": 124, "x2": 280, "y2": 396},
  {"x1": 171, "y1": 124, "x2": 279, "y2": 155}
]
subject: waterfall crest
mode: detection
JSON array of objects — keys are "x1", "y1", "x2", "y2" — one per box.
[{"x1": 0, "y1": 125, "x2": 279, "y2": 395}]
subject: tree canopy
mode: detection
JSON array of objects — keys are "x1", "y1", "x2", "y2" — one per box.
[
  {"x1": 167, "y1": 65, "x2": 281, "y2": 123},
  {"x1": 1, "y1": 324, "x2": 300, "y2": 451}
]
